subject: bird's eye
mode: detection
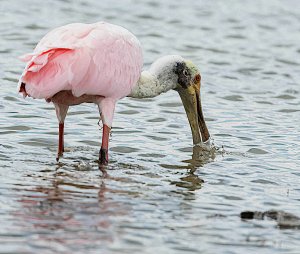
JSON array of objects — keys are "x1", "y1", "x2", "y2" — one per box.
[
  {"x1": 194, "y1": 74, "x2": 201, "y2": 83},
  {"x1": 183, "y1": 70, "x2": 189, "y2": 76}
]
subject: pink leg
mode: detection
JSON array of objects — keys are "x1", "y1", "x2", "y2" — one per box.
[
  {"x1": 54, "y1": 103, "x2": 69, "y2": 162},
  {"x1": 99, "y1": 124, "x2": 110, "y2": 165},
  {"x1": 97, "y1": 98, "x2": 116, "y2": 165}
]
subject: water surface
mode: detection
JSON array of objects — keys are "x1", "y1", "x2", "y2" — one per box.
[{"x1": 0, "y1": 0, "x2": 300, "y2": 253}]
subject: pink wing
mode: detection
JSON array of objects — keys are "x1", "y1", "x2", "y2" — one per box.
[{"x1": 18, "y1": 22, "x2": 143, "y2": 100}]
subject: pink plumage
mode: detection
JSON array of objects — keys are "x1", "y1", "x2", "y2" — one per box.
[
  {"x1": 18, "y1": 22, "x2": 143, "y2": 101},
  {"x1": 18, "y1": 22, "x2": 144, "y2": 164},
  {"x1": 17, "y1": 21, "x2": 211, "y2": 164}
]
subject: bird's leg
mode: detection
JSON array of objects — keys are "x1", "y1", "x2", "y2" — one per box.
[
  {"x1": 97, "y1": 98, "x2": 116, "y2": 165},
  {"x1": 99, "y1": 124, "x2": 110, "y2": 165},
  {"x1": 54, "y1": 103, "x2": 69, "y2": 162},
  {"x1": 58, "y1": 122, "x2": 64, "y2": 158}
]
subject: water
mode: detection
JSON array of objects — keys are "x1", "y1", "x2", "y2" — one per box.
[{"x1": 1, "y1": 0, "x2": 300, "y2": 253}]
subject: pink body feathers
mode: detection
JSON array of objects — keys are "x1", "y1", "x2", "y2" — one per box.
[
  {"x1": 18, "y1": 21, "x2": 143, "y2": 106},
  {"x1": 18, "y1": 22, "x2": 144, "y2": 163}
]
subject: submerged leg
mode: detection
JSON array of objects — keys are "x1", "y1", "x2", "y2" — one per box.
[
  {"x1": 99, "y1": 124, "x2": 110, "y2": 165},
  {"x1": 54, "y1": 103, "x2": 69, "y2": 162}
]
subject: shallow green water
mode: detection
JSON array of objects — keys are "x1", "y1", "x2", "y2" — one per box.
[{"x1": 0, "y1": 0, "x2": 300, "y2": 253}]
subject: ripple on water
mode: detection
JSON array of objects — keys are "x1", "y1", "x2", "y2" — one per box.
[
  {"x1": 284, "y1": 89, "x2": 299, "y2": 94},
  {"x1": 111, "y1": 146, "x2": 140, "y2": 153},
  {"x1": 19, "y1": 138, "x2": 57, "y2": 147},
  {"x1": 251, "y1": 179, "x2": 278, "y2": 185},
  {"x1": 147, "y1": 117, "x2": 166, "y2": 122},
  {"x1": 24, "y1": 24, "x2": 47, "y2": 30},
  {"x1": 119, "y1": 110, "x2": 140, "y2": 115},
  {"x1": 205, "y1": 47, "x2": 230, "y2": 54},
  {"x1": 275, "y1": 94, "x2": 296, "y2": 100},
  {"x1": 1, "y1": 1, "x2": 300, "y2": 253},
  {"x1": 79, "y1": 140, "x2": 100, "y2": 147},
  {"x1": 276, "y1": 58, "x2": 300, "y2": 66},
  {"x1": 1, "y1": 125, "x2": 31, "y2": 131},
  {"x1": 158, "y1": 102, "x2": 182, "y2": 107},
  {"x1": 236, "y1": 67, "x2": 261, "y2": 75},
  {"x1": 222, "y1": 95, "x2": 244, "y2": 101},
  {"x1": 208, "y1": 61, "x2": 231, "y2": 66},
  {"x1": 255, "y1": 101, "x2": 274, "y2": 105},
  {"x1": 247, "y1": 148, "x2": 269, "y2": 155},
  {"x1": 139, "y1": 153, "x2": 166, "y2": 158},
  {"x1": 145, "y1": 135, "x2": 168, "y2": 141},
  {"x1": 278, "y1": 109, "x2": 300, "y2": 113}
]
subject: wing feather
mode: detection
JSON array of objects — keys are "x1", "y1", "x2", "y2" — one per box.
[{"x1": 19, "y1": 22, "x2": 143, "y2": 99}]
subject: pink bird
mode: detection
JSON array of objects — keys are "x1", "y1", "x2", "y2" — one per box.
[{"x1": 18, "y1": 22, "x2": 210, "y2": 164}]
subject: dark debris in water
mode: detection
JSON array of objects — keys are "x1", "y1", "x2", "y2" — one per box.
[{"x1": 241, "y1": 210, "x2": 300, "y2": 229}]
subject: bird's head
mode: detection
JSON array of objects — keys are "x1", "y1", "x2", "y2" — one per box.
[
  {"x1": 173, "y1": 58, "x2": 210, "y2": 145},
  {"x1": 134, "y1": 55, "x2": 210, "y2": 146},
  {"x1": 150, "y1": 55, "x2": 210, "y2": 145}
]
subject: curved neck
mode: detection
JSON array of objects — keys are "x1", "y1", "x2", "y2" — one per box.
[
  {"x1": 129, "y1": 71, "x2": 176, "y2": 98},
  {"x1": 129, "y1": 67, "x2": 178, "y2": 99},
  {"x1": 128, "y1": 71, "x2": 159, "y2": 98}
]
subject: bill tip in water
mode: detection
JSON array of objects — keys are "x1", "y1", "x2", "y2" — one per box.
[
  {"x1": 195, "y1": 137, "x2": 214, "y2": 150},
  {"x1": 194, "y1": 137, "x2": 213, "y2": 150}
]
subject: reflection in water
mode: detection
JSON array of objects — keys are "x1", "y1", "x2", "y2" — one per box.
[
  {"x1": 187, "y1": 145, "x2": 218, "y2": 167},
  {"x1": 161, "y1": 144, "x2": 220, "y2": 170},
  {"x1": 1, "y1": 0, "x2": 300, "y2": 253},
  {"x1": 169, "y1": 145, "x2": 220, "y2": 191},
  {"x1": 13, "y1": 161, "x2": 207, "y2": 252},
  {"x1": 15, "y1": 170, "x2": 127, "y2": 249},
  {"x1": 170, "y1": 170, "x2": 204, "y2": 191}
]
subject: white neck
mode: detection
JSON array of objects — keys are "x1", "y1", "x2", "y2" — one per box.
[
  {"x1": 129, "y1": 55, "x2": 184, "y2": 98},
  {"x1": 129, "y1": 71, "x2": 172, "y2": 98}
]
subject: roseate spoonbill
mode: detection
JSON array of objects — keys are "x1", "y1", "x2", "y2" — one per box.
[{"x1": 18, "y1": 22, "x2": 210, "y2": 164}]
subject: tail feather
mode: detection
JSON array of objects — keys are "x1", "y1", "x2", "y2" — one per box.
[
  {"x1": 19, "y1": 53, "x2": 35, "y2": 62},
  {"x1": 18, "y1": 48, "x2": 73, "y2": 99}
]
